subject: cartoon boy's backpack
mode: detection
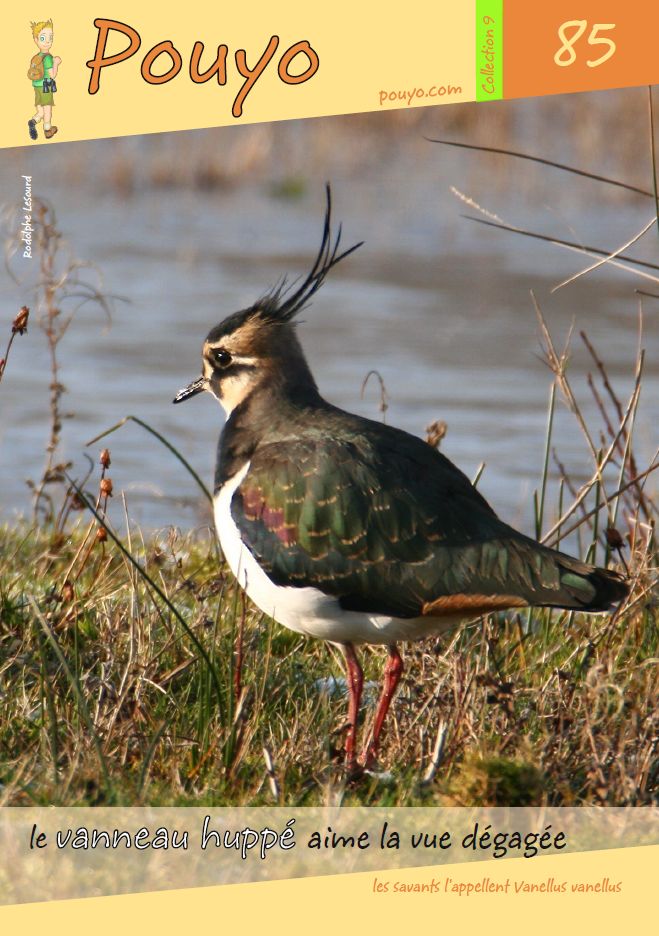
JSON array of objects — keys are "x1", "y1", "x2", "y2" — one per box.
[{"x1": 27, "y1": 53, "x2": 45, "y2": 81}]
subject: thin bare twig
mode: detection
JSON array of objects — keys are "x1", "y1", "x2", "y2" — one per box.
[
  {"x1": 648, "y1": 87, "x2": 659, "y2": 238},
  {"x1": 463, "y1": 215, "x2": 659, "y2": 282},
  {"x1": 581, "y1": 331, "x2": 652, "y2": 521},
  {"x1": 545, "y1": 459, "x2": 659, "y2": 547},
  {"x1": 428, "y1": 138, "x2": 654, "y2": 198},
  {"x1": 262, "y1": 746, "x2": 280, "y2": 800},
  {"x1": 534, "y1": 295, "x2": 612, "y2": 514},
  {"x1": 0, "y1": 306, "x2": 29, "y2": 384},
  {"x1": 541, "y1": 353, "x2": 645, "y2": 544},
  {"x1": 422, "y1": 720, "x2": 447, "y2": 784},
  {"x1": 551, "y1": 217, "x2": 657, "y2": 293},
  {"x1": 361, "y1": 369, "x2": 389, "y2": 423}
]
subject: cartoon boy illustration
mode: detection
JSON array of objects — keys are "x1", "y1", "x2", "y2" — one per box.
[{"x1": 28, "y1": 19, "x2": 61, "y2": 141}]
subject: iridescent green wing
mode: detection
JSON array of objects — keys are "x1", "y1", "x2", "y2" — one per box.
[{"x1": 230, "y1": 431, "x2": 622, "y2": 617}]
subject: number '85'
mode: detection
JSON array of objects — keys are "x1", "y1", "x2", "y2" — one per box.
[{"x1": 554, "y1": 21, "x2": 616, "y2": 68}]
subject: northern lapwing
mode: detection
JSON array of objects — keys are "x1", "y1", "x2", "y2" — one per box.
[{"x1": 173, "y1": 188, "x2": 629, "y2": 774}]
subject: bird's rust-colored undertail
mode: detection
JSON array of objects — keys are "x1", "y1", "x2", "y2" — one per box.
[{"x1": 422, "y1": 593, "x2": 528, "y2": 617}]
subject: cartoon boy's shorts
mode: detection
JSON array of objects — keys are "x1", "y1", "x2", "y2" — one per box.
[{"x1": 34, "y1": 87, "x2": 54, "y2": 106}]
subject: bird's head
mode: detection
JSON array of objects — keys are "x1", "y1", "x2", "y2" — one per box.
[{"x1": 173, "y1": 187, "x2": 362, "y2": 416}]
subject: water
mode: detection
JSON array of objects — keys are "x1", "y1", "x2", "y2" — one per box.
[{"x1": 1, "y1": 117, "x2": 657, "y2": 539}]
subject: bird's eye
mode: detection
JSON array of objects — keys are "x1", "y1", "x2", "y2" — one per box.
[{"x1": 213, "y1": 349, "x2": 232, "y2": 368}]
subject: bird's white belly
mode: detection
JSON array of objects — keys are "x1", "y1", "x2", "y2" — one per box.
[{"x1": 214, "y1": 463, "x2": 463, "y2": 645}]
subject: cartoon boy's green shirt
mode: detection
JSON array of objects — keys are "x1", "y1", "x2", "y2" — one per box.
[{"x1": 32, "y1": 53, "x2": 53, "y2": 88}]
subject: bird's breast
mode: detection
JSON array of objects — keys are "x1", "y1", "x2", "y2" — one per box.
[{"x1": 214, "y1": 462, "x2": 336, "y2": 636}]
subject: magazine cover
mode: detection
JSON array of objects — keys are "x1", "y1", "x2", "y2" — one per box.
[{"x1": 0, "y1": 2, "x2": 657, "y2": 931}]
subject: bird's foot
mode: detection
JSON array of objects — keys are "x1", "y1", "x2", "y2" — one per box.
[
  {"x1": 344, "y1": 759, "x2": 366, "y2": 783},
  {"x1": 343, "y1": 756, "x2": 394, "y2": 785},
  {"x1": 342, "y1": 745, "x2": 393, "y2": 783}
]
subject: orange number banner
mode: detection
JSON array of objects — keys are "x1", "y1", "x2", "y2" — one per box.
[{"x1": 504, "y1": 0, "x2": 659, "y2": 98}]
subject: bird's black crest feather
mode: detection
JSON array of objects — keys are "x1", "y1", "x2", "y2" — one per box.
[
  {"x1": 258, "y1": 185, "x2": 362, "y2": 323},
  {"x1": 206, "y1": 186, "x2": 362, "y2": 344}
]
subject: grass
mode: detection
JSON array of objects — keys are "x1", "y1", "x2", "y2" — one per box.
[{"x1": 0, "y1": 430, "x2": 656, "y2": 806}]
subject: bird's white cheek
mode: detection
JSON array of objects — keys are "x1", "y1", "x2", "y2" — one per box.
[{"x1": 217, "y1": 372, "x2": 256, "y2": 416}]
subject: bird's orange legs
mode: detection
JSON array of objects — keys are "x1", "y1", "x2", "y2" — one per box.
[
  {"x1": 362, "y1": 645, "x2": 403, "y2": 768},
  {"x1": 342, "y1": 642, "x2": 364, "y2": 774},
  {"x1": 341, "y1": 642, "x2": 404, "y2": 773}
]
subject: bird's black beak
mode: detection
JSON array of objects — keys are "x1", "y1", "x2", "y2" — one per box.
[{"x1": 173, "y1": 376, "x2": 206, "y2": 404}]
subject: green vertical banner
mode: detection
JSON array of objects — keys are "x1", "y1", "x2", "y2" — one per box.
[{"x1": 476, "y1": 0, "x2": 503, "y2": 100}]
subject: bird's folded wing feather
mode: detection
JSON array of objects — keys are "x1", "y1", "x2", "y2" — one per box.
[{"x1": 227, "y1": 432, "x2": 581, "y2": 618}]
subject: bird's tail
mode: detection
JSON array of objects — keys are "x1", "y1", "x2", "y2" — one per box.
[
  {"x1": 500, "y1": 529, "x2": 630, "y2": 612},
  {"x1": 550, "y1": 553, "x2": 629, "y2": 612}
]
